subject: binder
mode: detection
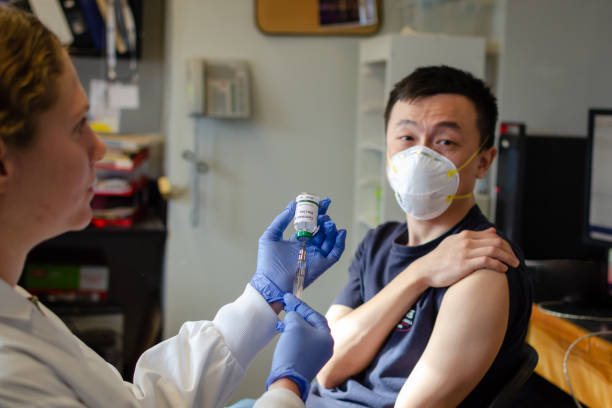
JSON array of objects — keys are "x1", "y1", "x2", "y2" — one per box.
[
  {"x1": 77, "y1": 0, "x2": 105, "y2": 50},
  {"x1": 28, "y1": 0, "x2": 74, "y2": 45},
  {"x1": 95, "y1": 0, "x2": 127, "y2": 54},
  {"x1": 118, "y1": 0, "x2": 137, "y2": 53},
  {"x1": 29, "y1": 0, "x2": 139, "y2": 57},
  {"x1": 58, "y1": 0, "x2": 95, "y2": 50}
]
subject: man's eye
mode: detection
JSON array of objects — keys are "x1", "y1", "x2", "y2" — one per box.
[
  {"x1": 438, "y1": 139, "x2": 454, "y2": 146},
  {"x1": 399, "y1": 135, "x2": 414, "y2": 141}
]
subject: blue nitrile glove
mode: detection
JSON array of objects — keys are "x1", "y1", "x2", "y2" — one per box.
[
  {"x1": 266, "y1": 293, "x2": 334, "y2": 401},
  {"x1": 250, "y1": 198, "x2": 347, "y2": 303}
]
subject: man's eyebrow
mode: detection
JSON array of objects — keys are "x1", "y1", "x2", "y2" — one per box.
[
  {"x1": 394, "y1": 119, "x2": 417, "y2": 129},
  {"x1": 434, "y1": 121, "x2": 461, "y2": 131},
  {"x1": 394, "y1": 119, "x2": 462, "y2": 131}
]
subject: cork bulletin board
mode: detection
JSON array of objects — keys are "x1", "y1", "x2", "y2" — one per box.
[{"x1": 256, "y1": 0, "x2": 381, "y2": 36}]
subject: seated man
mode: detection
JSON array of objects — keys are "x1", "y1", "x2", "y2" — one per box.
[{"x1": 308, "y1": 66, "x2": 532, "y2": 407}]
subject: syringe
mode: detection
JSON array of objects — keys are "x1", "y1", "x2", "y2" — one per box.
[
  {"x1": 293, "y1": 241, "x2": 307, "y2": 299},
  {"x1": 293, "y1": 192, "x2": 319, "y2": 299}
]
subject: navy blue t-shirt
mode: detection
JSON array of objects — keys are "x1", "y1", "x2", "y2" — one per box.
[{"x1": 307, "y1": 205, "x2": 532, "y2": 408}]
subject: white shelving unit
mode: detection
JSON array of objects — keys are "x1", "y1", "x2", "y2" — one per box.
[{"x1": 353, "y1": 33, "x2": 486, "y2": 247}]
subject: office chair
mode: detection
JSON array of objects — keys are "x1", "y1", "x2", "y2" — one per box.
[{"x1": 487, "y1": 342, "x2": 539, "y2": 408}]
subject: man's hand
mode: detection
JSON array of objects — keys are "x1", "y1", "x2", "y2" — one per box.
[{"x1": 412, "y1": 227, "x2": 519, "y2": 288}]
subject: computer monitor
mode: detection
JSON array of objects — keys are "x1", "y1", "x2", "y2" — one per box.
[
  {"x1": 584, "y1": 109, "x2": 612, "y2": 247},
  {"x1": 496, "y1": 125, "x2": 605, "y2": 261},
  {"x1": 495, "y1": 123, "x2": 608, "y2": 304}
]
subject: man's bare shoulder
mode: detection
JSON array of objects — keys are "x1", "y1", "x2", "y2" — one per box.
[{"x1": 447, "y1": 268, "x2": 509, "y2": 300}]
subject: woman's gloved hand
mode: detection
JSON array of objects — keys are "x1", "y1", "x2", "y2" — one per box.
[
  {"x1": 250, "y1": 198, "x2": 346, "y2": 303},
  {"x1": 266, "y1": 294, "x2": 334, "y2": 401}
]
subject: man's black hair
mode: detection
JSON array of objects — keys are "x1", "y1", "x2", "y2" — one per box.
[{"x1": 384, "y1": 65, "x2": 498, "y2": 150}]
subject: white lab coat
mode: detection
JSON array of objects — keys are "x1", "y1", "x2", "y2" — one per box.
[{"x1": 0, "y1": 281, "x2": 305, "y2": 408}]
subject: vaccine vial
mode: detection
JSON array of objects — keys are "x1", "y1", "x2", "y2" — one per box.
[{"x1": 294, "y1": 193, "x2": 320, "y2": 241}]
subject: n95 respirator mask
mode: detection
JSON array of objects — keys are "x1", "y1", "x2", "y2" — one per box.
[{"x1": 386, "y1": 146, "x2": 474, "y2": 220}]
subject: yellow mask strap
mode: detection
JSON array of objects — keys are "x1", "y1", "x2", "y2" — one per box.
[
  {"x1": 387, "y1": 151, "x2": 398, "y2": 174},
  {"x1": 445, "y1": 192, "x2": 473, "y2": 203},
  {"x1": 446, "y1": 135, "x2": 490, "y2": 178}
]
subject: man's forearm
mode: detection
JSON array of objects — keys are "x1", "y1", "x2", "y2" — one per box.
[{"x1": 317, "y1": 265, "x2": 430, "y2": 388}]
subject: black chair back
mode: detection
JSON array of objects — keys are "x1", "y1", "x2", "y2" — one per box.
[{"x1": 488, "y1": 342, "x2": 539, "y2": 408}]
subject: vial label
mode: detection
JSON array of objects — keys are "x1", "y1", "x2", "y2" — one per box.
[{"x1": 294, "y1": 193, "x2": 320, "y2": 236}]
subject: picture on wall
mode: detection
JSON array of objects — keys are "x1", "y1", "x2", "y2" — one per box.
[
  {"x1": 319, "y1": 0, "x2": 378, "y2": 27},
  {"x1": 256, "y1": 0, "x2": 381, "y2": 36}
]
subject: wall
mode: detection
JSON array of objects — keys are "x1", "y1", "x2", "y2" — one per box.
[
  {"x1": 498, "y1": 0, "x2": 612, "y2": 136},
  {"x1": 162, "y1": 0, "x2": 403, "y2": 402}
]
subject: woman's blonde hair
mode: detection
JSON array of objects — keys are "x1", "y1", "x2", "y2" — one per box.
[{"x1": 0, "y1": 5, "x2": 65, "y2": 149}]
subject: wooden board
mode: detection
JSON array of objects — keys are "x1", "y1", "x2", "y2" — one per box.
[
  {"x1": 527, "y1": 304, "x2": 612, "y2": 408},
  {"x1": 256, "y1": 0, "x2": 381, "y2": 35}
]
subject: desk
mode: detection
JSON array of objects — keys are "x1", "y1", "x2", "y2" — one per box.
[{"x1": 527, "y1": 304, "x2": 612, "y2": 407}]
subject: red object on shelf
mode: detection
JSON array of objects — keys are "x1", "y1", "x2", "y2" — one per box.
[
  {"x1": 90, "y1": 206, "x2": 146, "y2": 228},
  {"x1": 92, "y1": 217, "x2": 135, "y2": 228},
  {"x1": 94, "y1": 188, "x2": 136, "y2": 197},
  {"x1": 93, "y1": 176, "x2": 148, "y2": 197}
]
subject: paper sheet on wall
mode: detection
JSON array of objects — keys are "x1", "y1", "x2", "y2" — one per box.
[
  {"x1": 89, "y1": 79, "x2": 121, "y2": 134},
  {"x1": 109, "y1": 83, "x2": 140, "y2": 109}
]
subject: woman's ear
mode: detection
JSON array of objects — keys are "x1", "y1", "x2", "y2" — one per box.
[{"x1": 476, "y1": 147, "x2": 497, "y2": 179}]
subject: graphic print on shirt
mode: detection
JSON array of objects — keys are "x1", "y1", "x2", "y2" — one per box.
[{"x1": 396, "y1": 307, "x2": 416, "y2": 332}]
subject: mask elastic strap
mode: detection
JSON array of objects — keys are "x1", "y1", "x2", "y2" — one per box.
[
  {"x1": 445, "y1": 192, "x2": 472, "y2": 203},
  {"x1": 446, "y1": 135, "x2": 490, "y2": 179},
  {"x1": 387, "y1": 152, "x2": 398, "y2": 174},
  {"x1": 445, "y1": 135, "x2": 490, "y2": 203}
]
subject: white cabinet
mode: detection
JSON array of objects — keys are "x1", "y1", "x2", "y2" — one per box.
[{"x1": 353, "y1": 34, "x2": 486, "y2": 247}]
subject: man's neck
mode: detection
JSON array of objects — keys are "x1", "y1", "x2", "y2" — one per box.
[{"x1": 406, "y1": 197, "x2": 475, "y2": 246}]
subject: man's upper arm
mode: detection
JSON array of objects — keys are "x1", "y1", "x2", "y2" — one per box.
[{"x1": 395, "y1": 269, "x2": 509, "y2": 408}]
